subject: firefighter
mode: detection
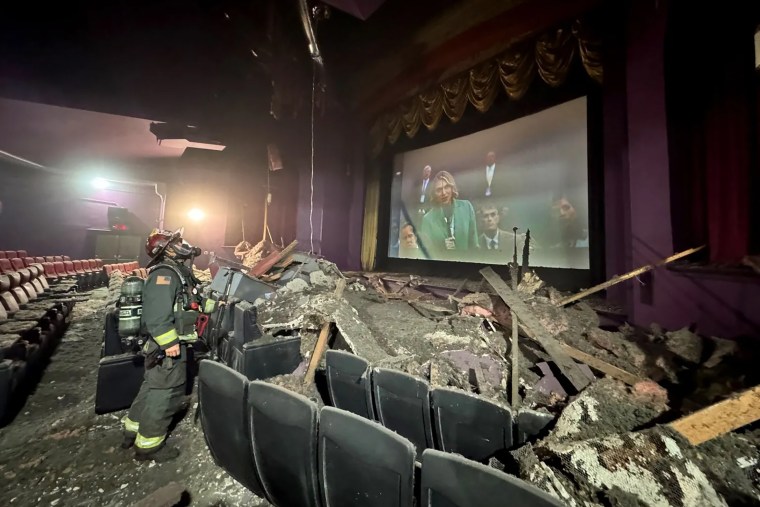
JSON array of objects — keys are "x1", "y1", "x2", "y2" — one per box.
[{"x1": 121, "y1": 228, "x2": 213, "y2": 461}]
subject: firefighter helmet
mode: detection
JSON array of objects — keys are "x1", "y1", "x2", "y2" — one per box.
[{"x1": 145, "y1": 229, "x2": 179, "y2": 260}]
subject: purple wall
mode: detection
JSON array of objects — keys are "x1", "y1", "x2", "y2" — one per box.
[
  {"x1": 605, "y1": 0, "x2": 760, "y2": 337},
  {"x1": 295, "y1": 110, "x2": 365, "y2": 271}
]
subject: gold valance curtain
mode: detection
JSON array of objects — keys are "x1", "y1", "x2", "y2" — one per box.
[{"x1": 369, "y1": 18, "x2": 602, "y2": 155}]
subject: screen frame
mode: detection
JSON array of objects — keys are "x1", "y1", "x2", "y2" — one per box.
[{"x1": 373, "y1": 75, "x2": 604, "y2": 292}]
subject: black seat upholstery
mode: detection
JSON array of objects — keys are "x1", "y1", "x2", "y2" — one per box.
[
  {"x1": 325, "y1": 350, "x2": 374, "y2": 420},
  {"x1": 420, "y1": 449, "x2": 565, "y2": 507},
  {"x1": 318, "y1": 406, "x2": 416, "y2": 507},
  {"x1": 198, "y1": 360, "x2": 266, "y2": 498},
  {"x1": 430, "y1": 388, "x2": 513, "y2": 463},
  {"x1": 248, "y1": 381, "x2": 321, "y2": 507},
  {"x1": 370, "y1": 367, "x2": 433, "y2": 458}
]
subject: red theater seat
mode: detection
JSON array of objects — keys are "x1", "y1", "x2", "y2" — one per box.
[
  {"x1": 0, "y1": 252, "x2": 5, "y2": 259},
  {"x1": 104, "y1": 265, "x2": 114, "y2": 276},
  {"x1": 64, "y1": 261, "x2": 76, "y2": 276},
  {"x1": 16, "y1": 250, "x2": 28, "y2": 258},
  {"x1": 95, "y1": 259, "x2": 104, "y2": 269},
  {"x1": 63, "y1": 256, "x2": 71, "y2": 262},
  {"x1": 23, "y1": 257, "x2": 36, "y2": 268},
  {"x1": 54, "y1": 262, "x2": 68, "y2": 278},
  {"x1": 73, "y1": 260, "x2": 85, "y2": 275},
  {"x1": 10, "y1": 258, "x2": 31, "y2": 283},
  {"x1": 42, "y1": 262, "x2": 58, "y2": 279},
  {"x1": 5, "y1": 251, "x2": 18, "y2": 259},
  {"x1": 44, "y1": 256, "x2": 55, "y2": 262},
  {"x1": 35, "y1": 257, "x2": 46, "y2": 264},
  {"x1": 53, "y1": 256, "x2": 64, "y2": 263},
  {"x1": 80, "y1": 260, "x2": 91, "y2": 272}
]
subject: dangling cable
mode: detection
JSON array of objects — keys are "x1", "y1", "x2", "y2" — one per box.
[{"x1": 309, "y1": 62, "x2": 316, "y2": 254}]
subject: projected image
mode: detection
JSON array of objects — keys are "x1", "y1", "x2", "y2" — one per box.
[{"x1": 388, "y1": 97, "x2": 589, "y2": 269}]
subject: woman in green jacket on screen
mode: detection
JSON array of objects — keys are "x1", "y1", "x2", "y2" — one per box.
[{"x1": 419, "y1": 170, "x2": 479, "y2": 261}]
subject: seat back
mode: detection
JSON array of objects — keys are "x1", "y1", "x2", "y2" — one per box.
[
  {"x1": 64, "y1": 261, "x2": 76, "y2": 275},
  {"x1": 54, "y1": 262, "x2": 67, "y2": 277},
  {"x1": 198, "y1": 360, "x2": 266, "y2": 497},
  {"x1": 248, "y1": 381, "x2": 321, "y2": 507},
  {"x1": 42, "y1": 262, "x2": 57, "y2": 279},
  {"x1": 16, "y1": 250, "x2": 27, "y2": 258},
  {"x1": 325, "y1": 350, "x2": 374, "y2": 419},
  {"x1": 23, "y1": 257, "x2": 36, "y2": 268},
  {"x1": 63, "y1": 255, "x2": 71, "y2": 262},
  {"x1": 4, "y1": 251, "x2": 17, "y2": 259},
  {"x1": 0, "y1": 259, "x2": 13, "y2": 274},
  {"x1": 0, "y1": 275, "x2": 10, "y2": 292},
  {"x1": 430, "y1": 388, "x2": 513, "y2": 463},
  {"x1": 53, "y1": 256, "x2": 63, "y2": 263},
  {"x1": 0, "y1": 291, "x2": 20, "y2": 315},
  {"x1": 0, "y1": 251, "x2": 5, "y2": 259},
  {"x1": 35, "y1": 257, "x2": 46, "y2": 264},
  {"x1": 318, "y1": 406, "x2": 415, "y2": 507},
  {"x1": 420, "y1": 449, "x2": 565, "y2": 507},
  {"x1": 10, "y1": 258, "x2": 25, "y2": 272},
  {"x1": 371, "y1": 368, "x2": 434, "y2": 459}
]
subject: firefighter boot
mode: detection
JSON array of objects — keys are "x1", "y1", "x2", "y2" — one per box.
[{"x1": 134, "y1": 443, "x2": 181, "y2": 463}]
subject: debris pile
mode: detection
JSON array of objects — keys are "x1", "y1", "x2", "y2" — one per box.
[{"x1": 242, "y1": 252, "x2": 760, "y2": 506}]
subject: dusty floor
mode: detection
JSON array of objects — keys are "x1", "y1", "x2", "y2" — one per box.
[{"x1": 0, "y1": 288, "x2": 268, "y2": 507}]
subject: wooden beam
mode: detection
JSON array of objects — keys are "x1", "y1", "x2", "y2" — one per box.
[
  {"x1": 303, "y1": 280, "x2": 345, "y2": 387},
  {"x1": 559, "y1": 343, "x2": 646, "y2": 386},
  {"x1": 669, "y1": 385, "x2": 760, "y2": 445},
  {"x1": 250, "y1": 240, "x2": 298, "y2": 277},
  {"x1": 556, "y1": 246, "x2": 704, "y2": 307},
  {"x1": 480, "y1": 267, "x2": 591, "y2": 391}
]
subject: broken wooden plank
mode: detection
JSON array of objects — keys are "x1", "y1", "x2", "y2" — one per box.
[
  {"x1": 480, "y1": 267, "x2": 591, "y2": 392},
  {"x1": 556, "y1": 245, "x2": 705, "y2": 307},
  {"x1": 559, "y1": 343, "x2": 646, "y2": 386},
  {"x1": 303, "y1": 322, "x2": 332, "y2": 387},
  {"x1": 250, "y1": 240, "x2": 298, "y2": 277},
  {"x1": 511, "y1": 310, "x2": 520, "y2": 408},
  {"x1": 273, "y1": 255, "x2": 295, "y2": 269},
  {"x1": 668, "y1": 385, "x2": 760, "y2": 445}
]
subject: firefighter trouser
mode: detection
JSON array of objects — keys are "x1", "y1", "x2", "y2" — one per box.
[{"x1": 123, "y1": 342, "x2": 187, "y2": 453}]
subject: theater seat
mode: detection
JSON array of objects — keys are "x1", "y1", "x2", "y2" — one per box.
[
  {"x1": 319, "y1": 406, "x2": 416, "y2": 507},
  {"x1": 16, "y1": 250, "x2": 27, "y2": 258},
  {"x1": 430, "y1": 388, "x2": 513, "y2": 463},
  {"x1": 44, "y1": 256, "x2": 55, "y2": 263},
  {"x1": 420, "y1": 449, "x2": 564, "y2": 507},
  {"x1": 370, "y1": 368, "x2": 434, "y2": 459},
  {"x1": 63, "y1": 256, "x2": 71, "y2": 262},
  {"x1": 248, "y1": 381, "x2": 321, "y2": 507},
  {"x1": 64, "y1": 261, "x2": 76, "y2": 276},
  {"x1": 0, "y1": 251, "x2": 5, "y2": 259},
  {"x1": 42, "y1": 263, "x2": 58, "y2": 280},
  {"x1": 54, "y1": 262, "x2": 68, "y2": 278},
  {"x1": 5, "y1": 251, "x2": 18, "y2": 259},
  {"x1": 35, "y1": 257, "x2": 46, "y2": 264},
  {"x1": 73, "y1": 260, "x2": 85, "y2": 275},
  {"x1": 198, "y1": 360, "x2": 267, "y2": 497},
  {"x1": 53, "y1": 256, "x2": 63, "y2": 263},
  {"x1": 10, "y1": 258, "x2": 32, "y2": 284},
  {"x1": 325, "y1": 350, "x2": 374, "y2": 420}
]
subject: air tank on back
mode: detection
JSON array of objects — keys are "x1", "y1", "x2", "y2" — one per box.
[{"x1": 118, "y1": 276, "x2": 144, "y2": 337}]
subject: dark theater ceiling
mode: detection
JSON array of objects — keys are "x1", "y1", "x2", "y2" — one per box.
[{"x1": 0, "y1": 0, "x2": 599, "y2": 168}]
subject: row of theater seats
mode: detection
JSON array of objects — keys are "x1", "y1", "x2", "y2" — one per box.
[
  {"x1": 324, "y1": 349, "x2": 554, "y2": 462},
  {"x1": 0, "y1": 257, "x2": 80, "y2": 421},
  {"x1": 199, "y1": 360, "x2": 563, "y2": 507}
]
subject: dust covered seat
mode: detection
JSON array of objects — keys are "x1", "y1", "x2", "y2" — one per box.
[
  {"x1": 420, "y1": 449, "x2": 565, "y2": 507},
  {"x1": 430, "y1": 388, "x2": 513, "y2": 463},
  {"x1": 198, "y1": 360, "x2": 266, "y2": 498},
  {"x1": 318, "y1": 406, "x2": 416, "y2": 507},
  {"x1": 248, "y1": 381, "x2": 321, "y2": 507},
  {"x1": 325, "y1": 350, "x2": 374, "y2": 420},
  {"x1": 370, "y1": 367, "x2": 434, "y2": 458}
]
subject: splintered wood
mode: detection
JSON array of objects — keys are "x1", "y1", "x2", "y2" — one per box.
[
  {"x1": 556, "y1": 245, "x2": 705, "y2": 307},
  {"x1": 559, "y1": 344, "x2": 645, "y2": 386},
  {"x1": 303, "y1": 278, "x2": 346, "y2": 387},
  {"x1": 668, "y1": 385, "x2": 760, "y2": 445},
  {"x1": 480, "y1": 267, "x2": 591, "y2": 392}
]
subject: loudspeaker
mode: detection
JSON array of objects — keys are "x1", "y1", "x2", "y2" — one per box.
[
  {"x1": 209, "y1": 268, "x2": 276, "y2": 302},
  {"x1": 95, "y1": 353, "x2": 145, "y2": 414}
]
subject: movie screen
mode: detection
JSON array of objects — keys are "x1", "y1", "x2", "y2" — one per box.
[{"x1": 388, "y1": 97, "x2": 589, "y2": 269}]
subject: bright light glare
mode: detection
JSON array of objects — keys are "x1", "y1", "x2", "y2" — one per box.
[
  {"x1": 91, "y1": 177, "x2": 109, "y2": 189},
  {"x1": 187, "y1": 208, "x2": 205, "y2": 222}
]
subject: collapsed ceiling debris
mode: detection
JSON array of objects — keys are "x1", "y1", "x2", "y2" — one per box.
[{"x1": 187, "y1": 241, "x2": 760, "y2": 506}]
